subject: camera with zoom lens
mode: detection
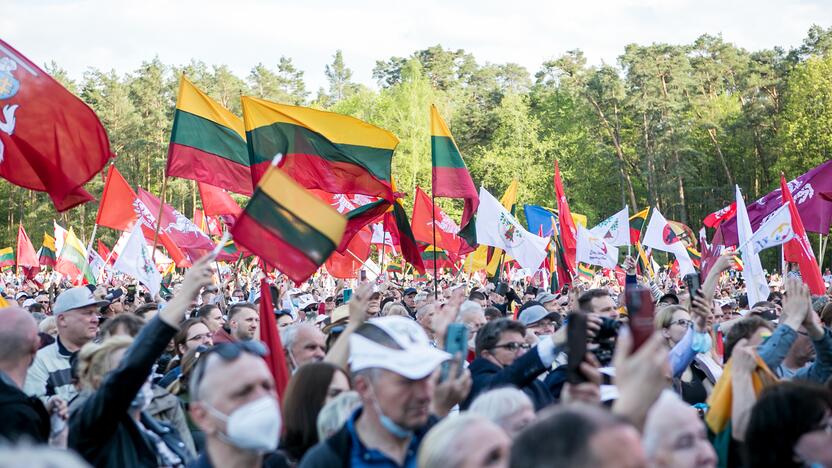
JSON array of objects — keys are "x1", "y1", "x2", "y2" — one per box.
[{"x1": 591, "y1": 317, "x2": 622, "y2": 367}]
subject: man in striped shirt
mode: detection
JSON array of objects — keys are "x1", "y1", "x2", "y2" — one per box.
[{"x1": 24, "y1": 287, "x2": 109, "y2": 404}]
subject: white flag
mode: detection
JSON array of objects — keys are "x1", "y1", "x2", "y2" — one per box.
[
  {"x1": 590, "y1": 206, "x2": 630, "y2": 247},
  {"x1": 736, "y1": 185, "x2": 769, "y2": 306},
  {"x1": 475, "y1": 187, "x2": 548, "y2": 271},
  {"x1": 642, "y1": 207, "x2": 695, "y2": 277},
  {"x1": 747, "y1": 202, "x2": 795, "y2": 254},
  {"x1": 577, "y1": 225, "x2": 620, "y2": 269},
  {"x1": 113, "y1": 223, "x2": 162, "y2": 297},
  {"x1": 87, "y1": 250, "x2": 107, "y2": 281}
]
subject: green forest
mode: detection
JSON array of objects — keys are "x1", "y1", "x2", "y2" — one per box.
[{"x1": 6, "y1": 25, "x2": 832, "y2": 266}]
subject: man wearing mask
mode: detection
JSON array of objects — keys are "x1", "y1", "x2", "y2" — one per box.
[
  {"x1": 228, "y1": 303, "x2": 260, "y2": 342},
  {"x1": 0, "y1": 307, "x2": 67, "y2": 445},
  {"x1": 25, "y1": 287, "x2": 109, "y2": 403},
  {"x1": 188, "y1": 341, "x2": 288, "y2": 468},
  {"x1": 281, "y1": 323, "x2": 327, "y2": 372},
  {"x1": 300, "y1": 316, "x2": 470, "y2": 467}
]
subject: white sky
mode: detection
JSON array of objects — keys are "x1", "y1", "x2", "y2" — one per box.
[{"x1": 3, "y1": 0, "x2": 830, "y2": 91}]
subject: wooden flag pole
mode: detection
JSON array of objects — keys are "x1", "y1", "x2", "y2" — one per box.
[{"x1": 150, "y1": 176, "x2": 168, "y2": 262}]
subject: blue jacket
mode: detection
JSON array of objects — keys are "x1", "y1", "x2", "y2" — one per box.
[
  {"x1": 757, "y1": 325, "x2": 832, "y2": 383},
  {"x1": 462, "y1": 346, "x2": 554, "y2": 411}
]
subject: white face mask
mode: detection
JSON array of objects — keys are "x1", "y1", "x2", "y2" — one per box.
[
  {"x1": 130, "y1": 381, "x2": 154, "y2": 411},
  {"x1": 206, "y1": 396, "x2": 282, "y2": 452}
]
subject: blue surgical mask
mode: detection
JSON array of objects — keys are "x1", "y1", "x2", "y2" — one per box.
[{"x1": 368, "y1": 383, "x2": 413, "y2": 439}]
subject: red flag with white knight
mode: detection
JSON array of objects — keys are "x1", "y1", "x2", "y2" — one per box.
[
  {"x1": 781, "y1": 173, "x2": 825, "y2": 294},
  {"x1": 0, "y1": 39, "x2": 113, "y2": 211}
]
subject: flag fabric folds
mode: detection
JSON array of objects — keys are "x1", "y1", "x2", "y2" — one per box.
[
  {"x1": 231, "y1": 162, "x2": 348, "y2": 284},
  {"x1": 137, "y1": 188, "x2": 214, "y2": 264},
  {"x1": 55, "y1": 229, "x2": 94, "y2": 284},
  {"x1": 430, "y1": 104, "x2": 479, "y2": 249},
  {"x1": 96, "y1": 164, "x2": 138, "y2": 231},
  {"x1": 113, "y1": 223, "x2": 161, "y2": 297},
  {"x1": 554, "y1": 161, "x2": 577, "y2": 277},
  {"x1": 577, "y1": 224, "x2": 620, "y2": 269},
  {"x1": 198, "y1": 181, "x2": 242, "y2": 218},
  {"x1": 0, "y1": 39, "x2": 113, "y2": 211},
  {"x1": 0, "y1": 248, "x2": 14, "y2": 269},
  {"x1": 38, "y1": 233, "x2": 56, "y2": 267},
  {"x1": 746, "y1": 203, "x2": 795, "y2": 255},
  {"x1": 258, "y1": 279, "x2": 291, "y2": 402},
  {"x1": 16, "y1": 224, "x2": 38, "y2": 269},
  {"x1": 735, "y1": 185, "x2": 769, "y2": 307},
  {"x1": 166, "y1": 76, "x2": 252, "y2": 195},
  {"x1": 475, "y1": 187, "x2": 548, "y2": 271},
  {"x1": 590, "y1": 206, "x2": 631, "y2": 247},
  {"x1": 242, "y1": 97, "x2": 398, "y2": 201},
  {"x1": 411, "y1": 187, "x2": 461, "y2": 258},
  {"x1": 780, "y1": 174, "x2": 825, "y2": 294},
  {"x1": 642, "y1": 207, "x2": 695, "y2": 277},
  {"x1": 704, "y1": 202, "x2": 737, "y2": 229}
]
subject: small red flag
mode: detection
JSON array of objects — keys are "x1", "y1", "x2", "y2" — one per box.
[
  {"x1": 258, "y1": 279, "x2": 290, "y2": 402},
  {"x1": 781, "y1": 174, "x2": 825, "y2": 294},
  {"x1": 703, "y1": 202, "x2": 737, "y2": 228},
  {"x1": 0, "y1": 39, "x2": 113, "y2": 211},
  {"x1": 16, "y1": 224, "x2": 38, "y2": 268},
  {"x1": 97, "y1": 240, "x2": 116, "y2": 265},
  {"x1": 96, "y1": 165, "x2": 137, "y2": 231},
  {"x1": 197, "y1": 182, "x2": 242, "y2": 218}
]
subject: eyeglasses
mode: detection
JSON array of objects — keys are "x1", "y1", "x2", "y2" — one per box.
[
  {"x1": 187, "y1": 332, "x2": 214, "y2": 342},
  {"x1": 37, "y1": 301, "x2": 49, "y2": 305},
  {"x1": 671, "y1": 319, "x2": 693, "y2": 328},
  {"x1": 191, "y1": 341, "x2": 269, "y2": 397},
  {"x1": 492, "y1": 342, "x2": 531, "y2": 352}
]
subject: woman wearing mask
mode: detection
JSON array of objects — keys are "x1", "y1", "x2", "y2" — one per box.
[
  {"x1": 279, "y1": 362, "x2": 351, "y2": 463},
  {"x1": 68, "y1": 255, "x2": 214, "y2": 467}
]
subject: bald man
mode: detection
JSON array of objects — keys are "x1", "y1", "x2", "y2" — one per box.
[{"x1": 0, "y1": 307, "x2": 66, "y2": 445}]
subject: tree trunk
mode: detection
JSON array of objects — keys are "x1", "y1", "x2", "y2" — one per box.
[
  {"x1": 586, "y1": 95, "x2": 638, "y2": 209},
  {"x1": 642, "y1": 112, "x2": 659, "y2": 210}
]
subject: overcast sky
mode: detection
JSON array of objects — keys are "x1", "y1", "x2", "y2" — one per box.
[{"x1": 3, "y1": 0, "x2": 831, "y2": 91}]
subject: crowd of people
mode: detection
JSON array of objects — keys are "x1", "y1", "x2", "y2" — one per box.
[{"x1": 0, "y1": 248, "x2": 831, "y2": 468}]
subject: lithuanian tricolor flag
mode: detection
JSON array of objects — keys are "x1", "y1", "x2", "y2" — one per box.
[
  {"x1": 577, "y1": 263, "x2": 595, "y2": 281},
  {"x1": 231, "y1": 161, "x2": 347, "y2": 284},
  {"x1": 421, "y1": 245, "x2": 453, "y2": 271},
  {"x1": 242, "y1": 96, "x2": 398, "y2": 202},
  {"x1": 166, "y1": 76, "x2": 253, "y2": 195},
  {"x1": 0, "y1": 248, "x2": 14, "y2": 269},
  {"x1": 38, "y1": 233, "x2": 56, "y2": 267},
  {"x1": 430, "y1": 104, "x2": 478, "y2": 250},
  {"x1": 55, "y1": 229, "x2": 95, "y2": 284}
]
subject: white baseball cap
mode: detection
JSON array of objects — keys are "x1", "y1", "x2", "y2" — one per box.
[
  {"x1": 53, "y1": 287, "x2": 110, "y2": 315},
  {"x1": 349, "y1": 316, "x2": 451, "y2": 380}
]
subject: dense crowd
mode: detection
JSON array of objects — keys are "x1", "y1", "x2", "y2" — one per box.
[{"x1": 1, "y1": 250, "x2": 831, "y2": 468}]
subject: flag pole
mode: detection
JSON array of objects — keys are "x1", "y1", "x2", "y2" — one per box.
[
  {"x1": 85, "y1": 224, "x2": 99, "y2": 259},
  {"x1": 151, "y1": 176, "x2": 168, "y2": 262},
  {"x1": 431, "y1": 188, "x2": 438, "y2": 300},
  {"x1": 380, "y1": 216, "x2": 387, "y2": 273}
]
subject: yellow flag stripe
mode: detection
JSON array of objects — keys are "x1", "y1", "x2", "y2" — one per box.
[{"x1": 176, "y1": 75, "x2": 246, "y2": 139}]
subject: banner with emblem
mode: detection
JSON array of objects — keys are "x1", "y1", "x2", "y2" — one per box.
[
  {"x1": 589, "y1": 206, "x2": 630, "y2": 247},
  {"x1": 475, "y1": 187, "x2": 548, "y2": 271},
  {"x1": 642, "y1": 207, "x2": 695, "y2": 277},
  {"x1": 577, "y1": 224, "x2": 620, "y2": 269}
]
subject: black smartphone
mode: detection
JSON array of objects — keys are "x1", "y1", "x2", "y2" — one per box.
[
  {"x1": 567, "y1": 312, "x2": 588, "y2": 384},
  {"x1": 683, "y1": 272, "x2": 701, "y2": 296},
  {"x1": 440, "y1": 323, "x2": 468, "y2": 382},
  {"x1": 625, "y1": 286, "x2": 655, "y2": 352},
  {"x1": 359, "y1": 270, "x2": 367, "y2": 282}
]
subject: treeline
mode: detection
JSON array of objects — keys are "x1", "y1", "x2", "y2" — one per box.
[{"x1": 5, "y1": 25, "x2": 832, "y2": 262}]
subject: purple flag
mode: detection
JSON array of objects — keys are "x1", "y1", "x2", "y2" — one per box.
[{"x1": 718, "y1": 160, "x2": 832, "y2": 246}]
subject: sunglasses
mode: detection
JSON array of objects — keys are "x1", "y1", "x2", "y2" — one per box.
[
  {"x1": 191, "y1": 341, "x2": 269, "y2": 395},
  {"x1": 492, "y1": 342, "x2": 531, "y2": 352}
]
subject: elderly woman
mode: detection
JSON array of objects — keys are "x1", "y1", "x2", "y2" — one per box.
[
  {"x1": 68, "y1": 255, "x2": 213, "y2": 467},
  {"x1": 643, "y1": 391, "x2": 716, "y2": 468},
  {"x1": 469, "y1": 387, "x2": 536, "y2": 437},
  {"x1": 417, "y1": 413, "x2": 510, "y2": 468}
]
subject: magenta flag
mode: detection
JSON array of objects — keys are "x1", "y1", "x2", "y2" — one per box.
[{"x1": 717, "y1": 160, "x2": 832, "y2": 246}]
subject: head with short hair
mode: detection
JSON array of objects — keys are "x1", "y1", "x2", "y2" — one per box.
[
  {"x1": 578, "y1": 289, "x2": 618, "y2": 319},
  {"x1": 38, "y1": 315, "x2": 58, "y2": 337},
  {"x1": 468, "y1": 290, "x2": 487, "y2": 308},
  {"x1": 469, "y1": 387, "x2": 535, "y2": 436},
  {"x1": 280, "y1": 362, "x2": 351, "y2": 459},
  {"x1": 195, "y1": 303, "x2": 225, "y2": 332},
  {"x1": 0, "y1": 307, "x2": 40, "y2": 374},
  {"x1": 484, "y1": 306, "x2": 503, "y2": 321},
  {"x1": 417, "y1": 413, "x2": 510, "y2": 468},
  {"x1": 820, "y1": 302, "x2": 832, "y2": 328},
  {"x1": 280, "y1": 323, "x2": 326, "y2": 371},
  {"x1": 228, "y1": 303, "x2": 259, "y2": 341},
  {"x1": 133, "y1": 303, "x2": 159, "y2": 321},
  {"x1": 381, "y1": 302, "x2": 409, "y2": 317},
  {"x1": 511, "y1": 404, "x2": 645, "y2": 468},
  {"x1": 745, "y1": 381, "x2": 832, "y2": 468},
  {"x1": 643, "y1": 391, "x2": 716, "y2": 468},
  {"x1": 459, "y1": 300, "x2": 486, "y2": 337},
  {"x1": 316, "y1": 390, "x2": 361, "y2": 441},
  {"x1": 100, "y1": 313, "x2": 145, "y2": 339},
  {"x1": 77, "y1": 336, "x2": 133, "y2": 391},
  {"x1": 475, "y1": 318, "x2": 528, "y2": 368},
  {"x1": 724, "y1": 316, "x2": 774, "y2": 362}
]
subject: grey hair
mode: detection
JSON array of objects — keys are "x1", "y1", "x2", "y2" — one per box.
[
  {"x1": 417, "y1": 413, "x2": 496, "y2": 468},
  {"x1": 469, "y1": 387, "x2": 533, "y2": 428},
  {"x1": 316, "y1": 390, "x2": 361, "y2": 440},
  {"x1": 381, "y1": 302, "x2": 409, "y2": 317},
  {"x1": 415, "y1": 304, "x2": 434, "y2": 321},
  {"x1": 280, "y1": 322, "x2": 315, "y2": 351},
  {"x1": 458, "y1": 300, "x2": 484, "y2": 320}
]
